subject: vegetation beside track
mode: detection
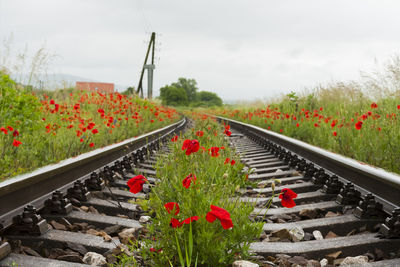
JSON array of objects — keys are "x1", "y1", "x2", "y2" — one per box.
[
  {"x1": 206, "y1": 56, "x2": 400, "y2": 174},
  {"x1": 0, "y1": 71, "x2": 180, "y2": 180},
  {"x1": 209, "y1": 97, "x2": 400, "y2": 174}
]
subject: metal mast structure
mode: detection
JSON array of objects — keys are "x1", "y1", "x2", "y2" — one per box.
[{"x1": 136, "y1": 32, "x2": 156, "y2": 98}]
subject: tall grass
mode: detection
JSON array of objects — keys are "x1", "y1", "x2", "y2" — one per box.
[
  {"x1": 209, "y1": 55, "x2": 400, "y2": 174},
  {"x1": 0, "y1": 72, "x2": 180, "y2": 180}
]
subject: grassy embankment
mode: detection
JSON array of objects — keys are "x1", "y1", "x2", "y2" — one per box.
[
  {"x1": 209, "y1": 56, "x2": 400, "y2": 174},
  {"x1": 0, "y1": 72, "x2": 180, "y2": 180}
]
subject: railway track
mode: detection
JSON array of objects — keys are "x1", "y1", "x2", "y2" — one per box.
[
  {"x1": 220, "y1": 116, "x2": 400, "y2": 266},
  {"x1": 0, "y1": 118, "x2": 188, "y2": 266},
  {"x1": 0, "y1": 115, "x2": 400, "y2": 266}
]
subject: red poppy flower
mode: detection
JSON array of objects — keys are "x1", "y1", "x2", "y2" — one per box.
[
  {"x1": 206, "y1": 205, "x2": 233, "y2": 229},
  {"x1": 80, "y1": 138, "x2": 84, "y2": 142},
  {"x1": 371, "y1": 102, "x2": 378, "y2": 109},
  {"x1": 224, "y1": 129, "x2": 232, "y2": 136},
  {"x1": 209, "y1": 147, "x2": 220, "y2": 157},
  {"x1": 97, "y1": 108, "x2": 105, "y2": 114},
  {"x1": 50, "y1": 99, "x2": 55, "y2": 105},
  {"x1": 231, "y1": 160, "x2": 236, "y2": 166},
  {"x1": 224, "y1": 158, "x2": 230, "y2": 164},
  {"x1": 150, "y1": 247, "x2": 162, "y2": 253},
  {"x1": 12, "y1": 139, "x2": 22, "y2": 147},
  {"x1": 164, "y1": 202, "x2": 180, "y2": 215},
  {"x1": 279, "y1": 188, "x2": 297, "y2": 208},
  {"x1": 92, "y1": 129, "x2": 99, "y2": 134},
  {"x1": 182, "y1": 139, "x2": 200, "y2": 155},
  {"x1": 12, "y1": 130, "x2": 19, "y2": 137},
  {"x1": 89, "y1": 143, "x2": 95, "y2": 147},
  {"x1": 171, "y1": 135, "x2": 178, "y2": 142},
  {"x1": 182, "y1": 173, "x2": 197, "y2": 189},
  {"x1": 355, "y1": 121, "x2": 363, "y2": 130},
  {"x1": 7, "y1": 126, "x2": 13, "y2": 131},
  {"x1": 397, "y1": 105, "x2": 400, "y2": 110},
  {"x1": 333, "y1": 131, "x2": 337, "y2": 136},
  {"x1": 196, "y1": 130, "x2": 204, "y2": 137},
  {"x1": 296, "y1": 123, "x2": 299, "y2": 127},
  {"x1": 127, "y1": 175, "x2": 147, "y2": 194},
  {"x1": 87, "y1": 122, "x2": 96, "y2": 130},
  {"x1": 181, "y1": 216, "x2": 199, "y2": 225},
  {"x1": 169, "y1": 218, "x2": 182, "y2": 228},
  {"x1": 1, "y1": 127, "x2": 8, "y2": 134}
]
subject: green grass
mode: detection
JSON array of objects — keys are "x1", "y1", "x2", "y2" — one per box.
[
  {"x1": 0, "y1": 73, "x2": 180, "y2": 180},
  {"x1": 208, "y1": 93, "x2": 400, "y2": 175}
]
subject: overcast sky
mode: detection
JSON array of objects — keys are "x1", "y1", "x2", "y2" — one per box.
[{"x1": 1, "y1": 0, "x2": 400, "y2": 102}]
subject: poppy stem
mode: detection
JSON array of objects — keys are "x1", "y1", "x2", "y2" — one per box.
[
  {"x1": 255, "y1": 188, "x2": 280, "y2": 221},
  {"x1": 261, "y1": 194, "x2": 276, "y2": 221}
]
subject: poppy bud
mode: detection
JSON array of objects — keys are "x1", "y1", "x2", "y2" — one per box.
[{"x1": 271, "y1": 182, "x2": 275, "y2": 191}]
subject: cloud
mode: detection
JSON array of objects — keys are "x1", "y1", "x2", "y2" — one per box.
[{"x1": 1, "y1": 0, "x2": 400, "y2": 101}]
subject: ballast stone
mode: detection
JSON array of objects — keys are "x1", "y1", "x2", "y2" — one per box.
[
  {"x1": 232, "y1": 260, "x2": 259, "y2": 267},
  {"x1": 320, "y1": 258, "x2": 328, "y2": 267},
  {"x1": 289, "y1": 226, "x2": 304, "y2": 242},
  {"x1": 312, "y1": 230, "x2": 324, "y2": 240},
  {"x1": 339, "y1": 255, "x2": 370, "y2": 266},
  {"x1": 83, "y1": 252, "x2": 107, "y2": 266},
  {"x1": 118, "y1": 227, "x2": 140, "y2": 244},
  {"x1": 139, "y1": 215, "x2": 151, "y2": 223}
]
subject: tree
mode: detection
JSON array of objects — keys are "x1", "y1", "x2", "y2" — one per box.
[
  {"x1": 159, "y1": 78, "x2": 224, "y2": 107},
  {"x1": 196, "y1": 91, "x2": 223, "y2": 106},
  {"x1": 121, "y1": 86, "x2": 136, "y2": 96},
  {"x1": 159, "y1": 85, "x2": 188, "y2": 106},
  {"x1": 171, "y1": 78, "x2": 198, "y2": 102}
]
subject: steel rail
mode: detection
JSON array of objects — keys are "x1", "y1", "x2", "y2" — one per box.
[
  {"x1": 216, "y1": 116, "x2": 400, "y2": 213},
  {"x1": 0, "y1": 117, "x2": 186, "y2": 231}
]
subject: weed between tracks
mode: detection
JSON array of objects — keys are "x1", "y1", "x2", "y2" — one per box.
[{"x1": 120, "y1": 115, "x2": 264, "y2": 266}]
